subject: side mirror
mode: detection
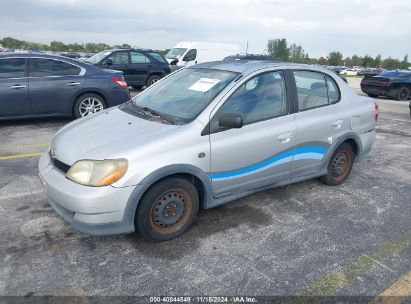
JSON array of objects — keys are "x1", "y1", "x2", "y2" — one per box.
[
  {"x1": 218, "y1": 113, "x2": 243, "y2": 129},
  {"x1": 105, "y1": 58, "x2": 113, "y2": 67},
  {"x1": 170, "y1": 59, "x2": 178, "y2": 65}
]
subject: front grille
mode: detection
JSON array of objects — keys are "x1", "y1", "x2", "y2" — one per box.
[{"x1": 50, "y1": 153, "x2": 71, "y2": 174}]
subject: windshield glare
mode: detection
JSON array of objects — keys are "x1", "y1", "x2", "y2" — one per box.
[
  {"x1": 86, "y1": 51, "x2": 111, "y2": 64},
  {"x1": 132, "y1": 68, "x2": 238, "y2": 122},
  {"x1": 165, "y1": 48, "x2": 188, "y2": 60}
]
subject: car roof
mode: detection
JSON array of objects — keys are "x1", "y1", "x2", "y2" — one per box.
[
  {"x1": 192, "y1": 60, "x2": 321, "y2": 75},
  {"x1": 0, "y1": 52, "x2": 100, "y2": 71}
]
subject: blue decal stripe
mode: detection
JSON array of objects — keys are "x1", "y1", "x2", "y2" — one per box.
[{"x1": 210, "y1": 146, "x2": 327, "y2": 181}]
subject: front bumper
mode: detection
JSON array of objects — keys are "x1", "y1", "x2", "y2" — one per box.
[{"x1": 38, "y1": 152, "x2": 136, "y2": 235}]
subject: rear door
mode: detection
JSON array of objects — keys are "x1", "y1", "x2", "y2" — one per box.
[
  {"x1": 290, "y1": 70, "x2": 349, "y2": 177},
  {"x1": 128, "y1": 51, "x2": 152, "y2": 86},
  {"x1": 209, "y1": 70, "x2": 296, "y2": 197},
  {"x1": 28, "y1": 58, "x2": 85, "y2": 115},
  {"x1": 0, "y1": 57, "x2": 30, "y2": 117}
]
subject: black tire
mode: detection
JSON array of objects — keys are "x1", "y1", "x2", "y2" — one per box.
[
  {"x1": 146, "y1": 75, "x2": 162, "y2": 87},
  {"x1": 135, "y1": 177, "x2": 199, "y2": 242},
  {"x1": 396, "y1": 87, "x2": 410, "y2": 101},
  {"x1": 367, "y1": 93, "x2": 378, "y2": 98},
  {"x1": 73, "y1": 93, "x2": 106, "y2": 119},
  {"x1": 319, "y1": 143, "x2": 354, "y2": 186}
]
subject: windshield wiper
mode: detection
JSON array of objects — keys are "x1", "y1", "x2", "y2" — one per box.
[{"x1": 141, "y1": 106, "x2": 175, "y2": 125}]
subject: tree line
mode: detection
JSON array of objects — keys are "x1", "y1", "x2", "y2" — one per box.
[
  {"x1": 0, "y1": 37, "x2": 132, "y2": 54},
  {"x1": 1, "y1": 36, "x2": 409, "y2": 70},
  {"x1": 267, "y1": 38, "x2": 409, "y2": 70}
]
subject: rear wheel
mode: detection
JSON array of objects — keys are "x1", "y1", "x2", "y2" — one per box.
[
  {"x1": 319, "y1": 143, "x2": 354, "y2": 186},
  {"x1": 146, "y1": 75, "x2": 162, "y2": 87},
  {"x1": 135, "y1": 177, "x2": 199, "y2": 242},
  {"x1": 73, "y1": 93, "x2": 106, "y2": 118},
  {"x1": 397, "y1": 87, "x2": 410, "y2": 101}
]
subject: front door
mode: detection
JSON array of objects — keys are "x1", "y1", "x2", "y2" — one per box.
[
  {"x1": 209, "y1": 71, "x2": 296, "y2": 197},
  {"x1": 0, "y1": 57, "x2": 30, "y2": 117}
]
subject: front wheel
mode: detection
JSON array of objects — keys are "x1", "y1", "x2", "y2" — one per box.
[
  {"x1": 135, "y1": 177, "x2": 199, "y2": 242},
  {"x1": 319, "y1": 143, "x2": 354, "y2": 186},
  {"x1": 396, "y1": 87, "x2": 410, "y2": 101},
  {"x1": 73, "y1": 93, "x2": 106, "y2": 118}
]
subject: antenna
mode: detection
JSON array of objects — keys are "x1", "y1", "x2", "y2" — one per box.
[{"x1": 246, "y1": 41, "x2": 249, "y2": 55}]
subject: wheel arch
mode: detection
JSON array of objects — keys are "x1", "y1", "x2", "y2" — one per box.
[
  {"x1": 122, "y1": 164, "x2": 213, "y2": 228},
  {"x1": 71, "y1": 90, "x2": 108, "y2": 117}
]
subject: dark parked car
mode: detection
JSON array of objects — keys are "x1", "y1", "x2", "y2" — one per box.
[
  {"x1": 86, "y1": 49, "x2": 171, "y2": 89},
  {"x1": 361, "y1": 70, "x2": 411, "y2": 101},
  {"x1": 0, "y1": 52, "x2": 130, "y2": 119}
]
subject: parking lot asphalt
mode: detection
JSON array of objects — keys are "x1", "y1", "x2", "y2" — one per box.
[{"x1": 0, "y1": 82, "x2": 410, "y2": 300}]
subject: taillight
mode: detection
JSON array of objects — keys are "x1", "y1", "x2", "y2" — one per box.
[
  {"x1": 112, "y1": 77, "x2": 128, "y2": 89},
  {"x1": 374, "y1": 102, "x2": 379, "y2": 122}
]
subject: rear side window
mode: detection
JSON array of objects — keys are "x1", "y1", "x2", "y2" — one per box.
[
  {"x1": 294, "y1": 71, "x2": 340, "y2": 111},
  {"x1": 130, "y1": 52, "x2": 151, "y2": 64},
  {"x1": 30, "y1": 59, "x2": 81, "y2": 77},
  {"x1": 325, "y1": 75, "x2": 340, "y2": 104},
  {"x1": 0, "y1": 58, "x2": 26, "y2": 79},
  {"x1": 148, "y1": 52, "x2": 167, "y2": 64}
]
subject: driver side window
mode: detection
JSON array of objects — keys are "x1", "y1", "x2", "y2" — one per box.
[
  {"x1": 105, "y1": 52, "x2": 129, "y2": 65},
  {"x1": 219, "y1": 71, "x2": 288, "y2": 125},
  {"x1": 183, "y1": 49, "x2": 197, "y2": 62}
]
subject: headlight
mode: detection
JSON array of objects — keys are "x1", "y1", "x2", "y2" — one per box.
[{"x1": 66, "y1": 159, "x2": 128, "y2": 187}]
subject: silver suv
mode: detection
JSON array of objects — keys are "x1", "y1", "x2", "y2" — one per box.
[{"x1": 39, "y1": 61, "x2": 378, "y2": 242}]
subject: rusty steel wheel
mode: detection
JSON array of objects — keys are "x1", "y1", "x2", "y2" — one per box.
[
  {"x1": 319, "y1": 143, "x2": 354, "y2": 186},
  {"x1": 149, "y1": 188, "x2": 193, "y2": 235},
  {"x1": 330, "y1": 150, "x2": 352, "y2": 182},
  {"x1": 135, "y1": 177, "x2": 199, "y2": 242}
]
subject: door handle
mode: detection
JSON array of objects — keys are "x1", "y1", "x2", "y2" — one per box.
[
  {"x1": 66, "y1": 82, "x2": 81, "y2": 86},
  {"x1": 332, "y1": 119, "x2": 344, "y2": 129},
  {"x1": 278, "y1": 132, "x2": 293, "y2": 144},
  {"x1": 9, "y1": 85, "x2": 26, "y2": 89}
]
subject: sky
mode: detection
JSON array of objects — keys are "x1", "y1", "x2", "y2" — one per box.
[{"x1": 0, "y1": 0, "x2": 410, "y2": 58}]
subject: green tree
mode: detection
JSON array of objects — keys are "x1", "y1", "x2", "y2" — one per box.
[
  {"x1": 49, "y1": 41, "x2": 67, "y2": 52},
  {"x1": 362, "y1": 55, "x2": 375, "y2": 68},
  {"x1": 374, "y1": 55, "x2": 382, "y2": 68},
  {"x1": 382, "y1": 57, "x2": 401, "y2": 70},
  {"x1": 351, "y1": 55, "x2": 362, "y2": 67},
  {"x1": 267, "y1": 38, "x2": 290, "y2": 61},
  {"x1": 318, "y1": 57, "x2": 328, "y2": 65},
  {"x1": 327, "y1": 51, "x2": 343, "y2": 66},
  {"x1": 400, "y1": 54, "x2": 409, "y2": 70},
  {"x1": 289, "y1": 43, "x2": 306, "y2": 63}
]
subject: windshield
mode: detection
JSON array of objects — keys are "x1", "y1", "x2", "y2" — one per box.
[
  {"x1": 86, "y1": 51, "x2": 111, "y2": 64},
  {"x1": 165, "y1": 48, "x2": 188, "y2": 60},
  {"x1": 132, "y1": 68, "x2": 239, "y2": 122}
]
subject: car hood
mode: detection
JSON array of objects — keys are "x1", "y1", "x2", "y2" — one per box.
[{"x1": 51, "y1": 107, "x2": 180, "y2": 166}]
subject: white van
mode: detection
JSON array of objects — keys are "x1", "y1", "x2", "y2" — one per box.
[{"x1": 165, "y1": 42, "x2": 240, "y2": 68}]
